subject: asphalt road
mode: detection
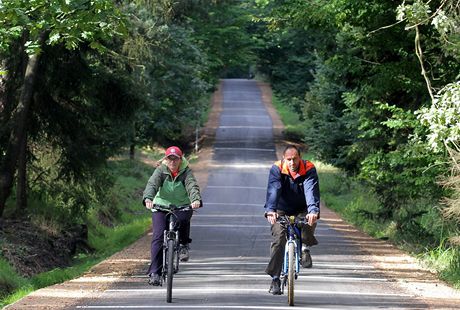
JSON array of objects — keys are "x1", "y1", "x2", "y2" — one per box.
[{"x1": 75, "y1": 79, "x2": 434, "y2": 309}]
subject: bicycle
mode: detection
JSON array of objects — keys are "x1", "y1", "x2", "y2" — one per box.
[
  {"x1": 278, "y1": 215, "x2": 308, "y2": 306},
  {"x1": 152, "y1": 205, "x2": 192, "y2": 303}
]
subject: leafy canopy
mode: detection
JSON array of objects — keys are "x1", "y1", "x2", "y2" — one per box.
[{"x1": 0, "y1": 0, "x2": 126, "y2": 55}]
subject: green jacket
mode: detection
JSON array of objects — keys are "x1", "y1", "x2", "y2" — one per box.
[{"x1": 142, "y1": 158, "x2": 201, "y2": 209}]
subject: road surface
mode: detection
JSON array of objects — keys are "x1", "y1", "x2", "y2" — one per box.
[
  {"x1": 62, "y1": 79, "x2": 460, "y2": 309},
  {"x1": 4, "y1": 79, "x2": 453, "y2": 310}
]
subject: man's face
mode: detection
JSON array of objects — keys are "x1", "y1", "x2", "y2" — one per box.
[
  {"x1": 166, "y1": 155, "x2": 181, "y2": 172},
  {"x1": 283, "y1": 148, "x2": 301, "y2": 173}
]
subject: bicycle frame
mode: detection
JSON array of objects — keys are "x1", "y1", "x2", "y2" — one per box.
[
  {"x1": 162, "y1": 212, "x2": 180, "y2": 282},
  {"x1": 281, "y1": 219, "x2": 301, "y2": 279},
  {"x1": 280, "y1": 216, "x2": 302, "y2": 288},
  {"x1": 151, "y1": 205, "x2": 191, "y2": 303},
  {"x1": 277, "y1": 214, "x2": 308, "y2": 306}
]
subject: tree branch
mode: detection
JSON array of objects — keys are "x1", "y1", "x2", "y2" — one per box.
[{"x1": 414, "y1": 25, "x2": 435, "y2": 102}]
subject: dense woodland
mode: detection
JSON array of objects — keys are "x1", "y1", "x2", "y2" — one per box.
[{"x1": 0, "y1": 0, "x2": 459, "y2": 293}]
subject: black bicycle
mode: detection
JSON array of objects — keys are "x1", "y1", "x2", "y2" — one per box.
[
  {"x1": 278, "y1": 215, "x2": 308, "y2": 306},
  {"x1": 152, "y1": 205, "x2": 192, "y2": 303}
]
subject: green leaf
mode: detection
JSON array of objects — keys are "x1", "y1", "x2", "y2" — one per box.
[{"x1": 48, "y1": 32, "x2": 61, "y2": 44}]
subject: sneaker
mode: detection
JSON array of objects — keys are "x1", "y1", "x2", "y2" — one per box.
[
  {"x1": 301, "y1": 249, "x2": 313, "y2": 268},
  {"x1": 148, "y1": 273, "x2": 161, "y2": 286},
  {"x1": 269, "y1": 278, "x2": 282, "y2": 295},
  {"x1": 179, "y1": 244, "x2": 190, "y2": 262}
]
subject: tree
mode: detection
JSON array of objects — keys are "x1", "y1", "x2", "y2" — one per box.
[
  {"x1": 0, "y1": 0, "x2": 126, "y2": 218},
  {"x1": 254, "y1": 0, "x2": 459, "y2": 235}
]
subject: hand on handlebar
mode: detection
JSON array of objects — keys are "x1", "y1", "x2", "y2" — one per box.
[
  {"x1": 306, "y1": 213, "x2": 318, "y2": 226},
  {"x1": 145, "y1": 199, "x2": 154, "y2": 210},
  {"x1": 266, "y1": 211, "x2": 278, "y2": 225},
  {"x1": 191, "y1": 200, "x2": 201, "y2": 209}
]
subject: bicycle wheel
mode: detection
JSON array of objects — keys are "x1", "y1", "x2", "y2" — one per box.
[
  {"x1": 166, "y1": 238, "x2": 175, "y2": 303},
  {"x1": 287, "y1": 242, "x2": 295, "y2": 306}
]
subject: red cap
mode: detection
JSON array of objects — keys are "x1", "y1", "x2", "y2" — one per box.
[{"x1": 165, "y1": 146, "x2": 183, "y2": 158}]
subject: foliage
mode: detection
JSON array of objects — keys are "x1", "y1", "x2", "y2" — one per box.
[
  {"x1": 122, "y1": 0, "x2": 257, "y2": 146},
  {"x1": 1, "y1": 0, "x2": 257, "y2": 221},
  {"x1": 417, "y1": 82, "x2": 460, "y2": 152},
  {"x1": 257, "y1": 1, "x2": 460, "y2": 287},
  {"x1": 397, "y1": 0, "x2": 460, "y2": 57},
  {"x1": 189, "y1": 1, "x2": 258, "y2": 79},
  {"x1": 0, "y1": 0, "x2": 126, "y2": 55},
  {"x1": 256, "y1": 0, "x2": 459, "y2": 214},
  {"x1": 397, "y1": 0, "x2": 460, "y2": 248}
]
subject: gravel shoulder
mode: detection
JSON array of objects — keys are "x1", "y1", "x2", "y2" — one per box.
[{"x1": 5, "y1": 80, "x2": 460, "y2": 310}]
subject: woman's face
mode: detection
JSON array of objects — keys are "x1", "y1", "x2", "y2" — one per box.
[{"x1": 166, "y1": 155, "x2": 181, "y2": 172}]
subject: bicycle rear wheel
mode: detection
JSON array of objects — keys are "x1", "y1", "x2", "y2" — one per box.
[
  {"x1": 287, "y1": 242, "x2": 295, "y2": 306},
  {"x1": 166, "y1": 239, "x2": 175, "y2": 303}
]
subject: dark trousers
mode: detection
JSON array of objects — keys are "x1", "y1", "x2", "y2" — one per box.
[
  {"x1": 147, "y1": 209, "x2": 193, "y2": 275},
  {"x1": 265, "y1": 211, "x2": 318, "y2": 278}
]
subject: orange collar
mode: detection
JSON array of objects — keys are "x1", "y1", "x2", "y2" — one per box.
[{"x1": 276, "y1": 159, "x2": 314, "y2": 179}]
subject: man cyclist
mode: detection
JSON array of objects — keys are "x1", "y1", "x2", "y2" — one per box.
[
  {"x1": 264, "y1": 144, "x2": 320, "y2": 295},
  {"x1": 143, "y1": 146, "x2": 202, "y2": 286}
]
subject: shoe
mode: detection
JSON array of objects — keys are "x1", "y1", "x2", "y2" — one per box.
[
  {"x1": 148, "y1": 273, "x2": 161, "y2": 286},
  {"x1": 301, "y1": 249, "x2": 313, "y2": 268},
  {"x1": 179, "y1": 244, "x2": 190, "y2": 262},
  {"x1": 269, "y1": 278, "x2": 282, "y2": 295}
]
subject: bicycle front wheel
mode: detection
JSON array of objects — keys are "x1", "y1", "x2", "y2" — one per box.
[
  {"x1": 287, "y1": 242, "x2": 295, "y2": 306},
  {"x1": 166, "y1": 239, "x2": 175, "y2": 303}
]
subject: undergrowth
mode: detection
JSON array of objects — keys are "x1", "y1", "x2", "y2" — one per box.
[{"x1": 0, "y1": 149, "x2": 160, "y2": 307}]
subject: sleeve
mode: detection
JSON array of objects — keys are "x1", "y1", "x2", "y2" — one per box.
[
  {"x1": 264, "y1": 164, "x2": 282, "y2": 212},
  {"x1": 303, "y1": 166, "x2": 320, "y2": 215},
  {"x1": 184, "y1": 168, "x2": 202, "y2": 203},
  {"x1": 142, "y1": 168, "x2": 163, "y2": 205}
]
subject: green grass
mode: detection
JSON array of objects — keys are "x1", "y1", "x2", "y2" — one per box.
[
  {"x1": 0, "y1": 152, "x2": 158, "y2": 308},
  {"x1": 271, "y1": 95, "x2": 309, "y2": 141}
]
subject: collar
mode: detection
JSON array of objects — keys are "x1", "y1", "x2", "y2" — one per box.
[{"x1": 277, "y1": 159, "x2": 313, "y2": 179}]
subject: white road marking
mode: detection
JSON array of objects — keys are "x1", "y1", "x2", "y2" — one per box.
[
  {"x1": 86, "y1": 288, "x2": 413, "y2": 297},
  {"x1": 127, "y1": 274, "x2": 386, "y2": 282},
  {"x1": 221, "y1": 115, "x2": 269, "y2": 118},
  {"x1": 193, "y1": 224, "x2": 267, "y2": 228},
  {"x1": 219, "y1": 126, "x2": 272, "y2": 129},
  {"x1": 171, "y1": 262, "x2": 376, "y2": 269},
  {"x1": 201, "y1": 202, "x2": 262, "y2": 206},
  {"x1": 194, "y1": 214, "x2": 260, "y2": 217},
  {"x1": 214, "y1": 147, "x2": 275, "y2": 152},
  {"x1": 208, "y1": 163, "x2": 272, "y2": 169},
  {"x1": 223, "y1": 107, "x2": 265, "y2": 110},
  {"x1": 206, "y1": 186, "x2": 266, "y2": 190},
  {"x1": 77, "y1": 306, "x2": 326, "y2": 309}
]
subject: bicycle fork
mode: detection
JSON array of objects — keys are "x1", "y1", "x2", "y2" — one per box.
[
  {"x1": 163, "y1": 219, "x2": 180, "y2": 277},
  {"x1": 281, "y1": 237, "x2": 300, "y2": 292}
]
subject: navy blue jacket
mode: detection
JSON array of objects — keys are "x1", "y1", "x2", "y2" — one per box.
[{"x1": 264, "y1": 159, "x2": 320, "y2": 216}]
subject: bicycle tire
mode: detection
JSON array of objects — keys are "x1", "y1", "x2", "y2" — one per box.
[
  {"x1": 166, "y1": 238, "x2": 175, "y2": 303},
  {"x1": 287, "y1": 242, "x2": 295, "y2": 306}
]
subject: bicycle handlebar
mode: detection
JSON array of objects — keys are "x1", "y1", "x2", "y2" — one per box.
[
  {"x1": 151, "y1": 204, "x2": 192, "y2": 212},
  {"x1": 277, "y1": 215, "x2": 308, "y2": 226}
]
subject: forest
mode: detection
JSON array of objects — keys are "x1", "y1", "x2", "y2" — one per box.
[{"x1": 0, "y1": 0, "x2": 459, "y2": 302}]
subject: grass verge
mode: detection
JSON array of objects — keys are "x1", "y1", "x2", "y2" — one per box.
[
  {"x1": 0, "y1": 150, "x2": 159, "y2": 308},
  {"x1": 271, "y1": 94, "x2": 309, "y2": 142}
]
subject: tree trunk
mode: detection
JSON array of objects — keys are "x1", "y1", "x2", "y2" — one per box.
[
  {"x1": 129, "y1": 122, "x2": 136, "y2": 160},
  {"x1": 129, "y1": 143, "x2": 135, "y2": 160},
  {"x1": 16, "y1": 130, "x2": 28, "y2": 213},
  {"x1": 0, "y1": 52, "x2": 41, "y2": 218}
]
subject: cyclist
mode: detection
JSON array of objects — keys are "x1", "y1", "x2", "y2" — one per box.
[
  {"x1": 264, "y1": 144, "x2": 320, "y2": 295},
  {"x1": 143, "y1": 146, "x2": 202, "y2": 286}
]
